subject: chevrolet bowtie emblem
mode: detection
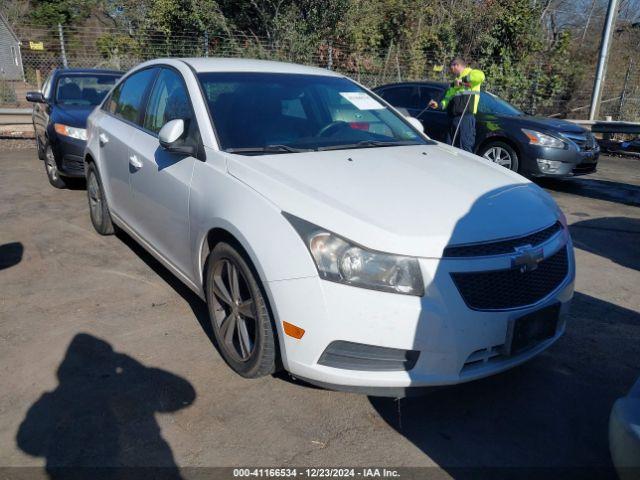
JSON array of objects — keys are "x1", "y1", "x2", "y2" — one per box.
[{"x1": 511, "y1": 245, "x2": 544, "y2": 273}]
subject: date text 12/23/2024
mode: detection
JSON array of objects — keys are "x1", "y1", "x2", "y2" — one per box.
[{"x1": 233, "y1": 468, "x2": 401, "y2": 478}]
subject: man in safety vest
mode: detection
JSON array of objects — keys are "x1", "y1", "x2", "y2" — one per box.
[{"x1": 428, "y1": 57, "x2": 485, "y2": 152}]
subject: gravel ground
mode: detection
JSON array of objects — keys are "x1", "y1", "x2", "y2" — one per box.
[
  {"x1": 0, "y1": 149, "x2": 638, "y2": 479},
  {"x1": 0, "y1": 139, "x2": 36, "y2": 151}
]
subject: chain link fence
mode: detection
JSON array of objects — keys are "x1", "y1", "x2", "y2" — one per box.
[{"x1": 2, "y1": 24, "x2": 639, "y2": 122}]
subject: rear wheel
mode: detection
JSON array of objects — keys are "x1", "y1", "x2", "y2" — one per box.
[
  {"x1": 44, "y1": 144, "x2": 67, "y2": 189},
  {"x1": 480, "y1": 141, "x2": 520, "y2": 172},
  {"x1": 205, "y1": 242, "x2": 276, "y2": 378},
  {"x1": 86, "y1": 162, "x2": 114, "y2": 235}
]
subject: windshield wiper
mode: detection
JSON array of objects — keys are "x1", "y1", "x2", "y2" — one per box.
[
  {"x1": 317, "y1": 140, "x2": 423, "y2": 151},
  {"x1": 226, "y1": 144, "x2": 314, "y2": 155}
]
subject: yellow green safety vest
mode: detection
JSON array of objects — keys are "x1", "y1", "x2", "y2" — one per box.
[{"x1": 440, "y1": 67, "x2": 485, "y2": 115}]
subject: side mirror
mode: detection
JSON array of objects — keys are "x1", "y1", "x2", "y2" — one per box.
[
  {"x1": 158, "y1": 118, "x2": 197, "y2": 156},
  {"x1": 26, "y1": 91, "x2": 46, "y2": 103},
  {"x1": 159, "y1": 119, "x2": 185, "y2": 148},
  {"x1": 406, "y1": 116, "x2": 424, "y2": 133}
]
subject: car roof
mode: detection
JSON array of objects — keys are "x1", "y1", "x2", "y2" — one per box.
[
  {"x1": 169, "y1": 57, "x2": 343, "y2": 77},
  {"x1": 53, "y1": 68, "x2": 123, "y2": 76},
  {"x1": 374, "y1": 81, "x2": 448, "y2": 89}
]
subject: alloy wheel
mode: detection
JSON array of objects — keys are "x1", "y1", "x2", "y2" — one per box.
[
  {"x1": 210, "y1": 259, "x2": 257, "y2": 362},
  {"x1": 87, "y1": 171, "x2": 103, "y2": 226},
  {"x1": 483, "y1": 146, "x2": 513, "y2": 169},
  {"x1": 45, "y1": 147, "x2": 59, "y2": 181}
]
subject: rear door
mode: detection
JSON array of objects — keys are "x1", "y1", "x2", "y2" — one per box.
[
  {"x1": 127, "y1": 67, "x2": 199, "y2": 277},
  {"x1": 97, "y1": 68, "x2": 159, "y2": 223}
]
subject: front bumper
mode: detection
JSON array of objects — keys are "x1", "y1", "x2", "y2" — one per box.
[
  {"x1": 523, "y1": 143, "x2": 600, "y2": 178},
  {"x1": 51, "y1": 135, "x2": 86, "y2": 178},
  {"x1": 268, "y1": 232, "x2": 575, "y2": 396}
]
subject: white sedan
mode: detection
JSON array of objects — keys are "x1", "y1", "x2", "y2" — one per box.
[{"x1": 84, "y1": 58, "x2": 575, "y2": 396}]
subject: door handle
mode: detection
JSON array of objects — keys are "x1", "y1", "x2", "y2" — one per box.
[
  {"x1": 99, "y1": 133, "x2": 109, "y2": 146},
  {"x1": 129, "y1": 154, "x2": 143, "y2": 170}
]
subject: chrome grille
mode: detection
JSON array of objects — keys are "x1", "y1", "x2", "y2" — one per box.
[{"x1": 562, "y1": 131, "x2": 597, "y2": 151}]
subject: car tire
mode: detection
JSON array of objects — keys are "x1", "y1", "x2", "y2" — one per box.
[
  {"x1": 86, "y1": 162, "x2": 115, "y2": 235},
  {"x1": 480, "y1": 141, "x2": 520, "y2": 173},
  {"x1": 35, "y1": 134, "x2": 46, "y2": 160},
  {"x1": 44, "y1": 143, "x2": 67, "y2": 188},
  {"x1": 205, "y1": 242, "x2": 277, "y2": 378}
]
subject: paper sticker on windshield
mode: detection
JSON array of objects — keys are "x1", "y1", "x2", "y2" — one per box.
[{"x1": 340, "y1": 92, "x2": 384, "y2": 110}]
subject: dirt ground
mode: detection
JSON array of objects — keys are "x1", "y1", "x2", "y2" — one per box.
[{"x1": 0, "y1": 147, "x2": 638, "y2": 478}]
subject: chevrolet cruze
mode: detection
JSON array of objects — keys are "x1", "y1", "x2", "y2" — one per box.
[{"x1": 84, "y1": 58, "x2": 575, "y2": 396}]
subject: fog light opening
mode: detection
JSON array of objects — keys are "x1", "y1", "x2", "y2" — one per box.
[{"x1": 537, "y1": 159, "x2": 564, "y2": 174}]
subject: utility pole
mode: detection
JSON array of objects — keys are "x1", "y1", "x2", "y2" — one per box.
[
  {"x1": 589, "y1": 0, "x2": 619, "y2": 120},
  {"x1": 58, "y1": 23, "x2": 68, "y2": 68}
]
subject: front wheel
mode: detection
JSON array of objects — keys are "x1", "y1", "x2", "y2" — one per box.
[
  {"x1": 205, "y1": 242, "x2": 276, "y2": 378},
  {"x1": 44, "y1": 144, "x2": 67, "y2": 188},
  {"x1": 480, "y1": 141, "x2": 520, "y2": 172},
  {"x1": 35, "y1": 134, "x2": 46, "y2": 160}
]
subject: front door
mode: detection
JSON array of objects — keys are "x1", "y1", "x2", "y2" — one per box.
[{"x1": 127, "y1": 67, "x2": 199, "y2": 278}]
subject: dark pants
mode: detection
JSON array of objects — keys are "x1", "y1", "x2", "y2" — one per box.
[{"x1": 446, "y1": 114, "x2": 476, "y2": 152}]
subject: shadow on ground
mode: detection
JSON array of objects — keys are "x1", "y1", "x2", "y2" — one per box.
[
  {"x1": 569, "y1": 217, "x2": 640, "y2": 271},
  {"x1": 369, "y1": 292, "x2": 640, "y2": 478},
  {"x1": 16, "y1": 334, "x2": 196, "y2": 480},
  {"x1": 115, "y1": 230, "x2": 214, "y2": 342},
  {"x1": 0, "y1": 241, "x2": 23, "y2": 270},
  {"x1": 539, "y1": 178, "x2": 640, "y2": 207}
]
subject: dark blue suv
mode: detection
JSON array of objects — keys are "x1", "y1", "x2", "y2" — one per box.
[
  {"x1": 26, "y1": 69, "x2": 122, "y2": 188},
  {"x1": 373, "y1": 81, "x2": 600, "y2": 178}
]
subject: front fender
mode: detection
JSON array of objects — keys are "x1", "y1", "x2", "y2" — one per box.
[{"x1": 189, "y1": 153, "x2": 318, "y2": 293}]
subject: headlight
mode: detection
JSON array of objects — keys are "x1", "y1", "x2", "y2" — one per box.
[
  {"x1": 54, "y1": 123, "x2": 87, "y2": 140},
  {"x1": 284, "y1": 213, "x2": 424, "y2": 296},
  {"x1": 522, "y1": 129, "x2": 565, "y2": 149}
]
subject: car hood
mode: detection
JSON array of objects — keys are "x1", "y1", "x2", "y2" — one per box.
[
  {"x1": 502, "y1": 114, "x2": 587, "y2": 134},
  {"x1": 227, "y1": 144, "x2": 561, "y2": 258},
  {"x1": 51, "y1": 105, "x2": 95, "y2": 128}
]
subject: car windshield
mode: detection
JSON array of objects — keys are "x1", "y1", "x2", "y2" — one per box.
[
  {"x1": 197, "y1": 72, "x2": 430, "y2": 154},
  {"x1": 479, "y1": 91, "x2": 524, "y2": 116},
  {"x1": 55, "y1": 74, "x2": 120, "y2": 106}
]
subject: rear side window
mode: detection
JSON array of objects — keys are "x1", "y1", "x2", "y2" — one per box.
[
  {"x1": 103, "y1": 82, "x2": 121, "y2": 114},
  {"x1": 143, "y1": 68, "x2": 193, "y2": 134},
  {"x1": 106, "y1": 68, "x2": 158, "y2": 125}
]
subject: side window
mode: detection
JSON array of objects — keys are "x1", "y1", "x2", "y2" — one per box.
[
  {"x1": 420, "y1": 87, "x2": 444, "y2": 106},
  {"x1": 10, "y1": 46, "x2": 19, "y2": 66},
  {"x1": 478, "y1": 92, "x2": 499, "y2": 114},
  {"x1": 103, "y1": 82, "x2": 121, "y2": 114},
  {"x1": 379, "y1": 86, "x2": 421, "y2": 109},
  {"x1": 112, "y1": 68, "x2": 158, "y2": 125},
  {"x1": 143, "y1": 68, "x2": 193, "y2": 134}
]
